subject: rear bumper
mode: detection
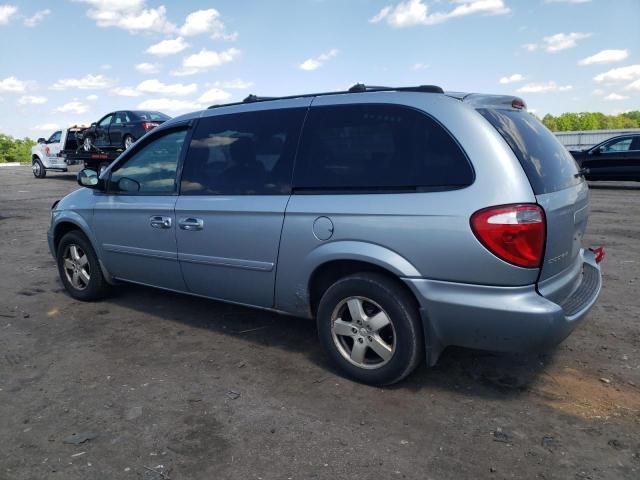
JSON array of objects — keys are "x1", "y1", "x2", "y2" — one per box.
[{"x1": 403, "y1": 249, "x2": 602, "y2": 365}]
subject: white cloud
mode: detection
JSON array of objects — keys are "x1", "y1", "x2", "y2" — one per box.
[
  {"x1": 198, "y1": 88, "x2": 231, "y2": 105},
  {"x1": 369, "y1": 0, "x2": 510, "y2": 28},
  {"x1": 516, "y1": 81, "x2": 573, "y2": 93},
  {"x1": 18, "y1": 95, "x2": 47, "y2": 105},
  {"x1": 32, "y1": 123, "x2": 60, "y2": 132},
  {"x1": 624, "y1": 79, "x2": 640, "y2": 92},
  {"x1": 522, "y1": 43, "x2": 538, "y2": 52},
  {"x1": 137, "y1": 98, "x2": 201, "y2": 113},
  {"x1": 135, "y1": 62, "x2": 160, "y2": 74},
  {"x1": 0, "y1": 76, "x2": 27, "y2": 93},
  {"x1": 50, "y1": 74, "x2": 113, "y2": 90},
  {"x1": 591, "y1": 88, "x2": 605, "y2": 96},
  {"x1": 55, "y1": 101, "x2": 90, "y2": 114},
  {"x1": 136, "y1": 79, "x2": 197, "y2": 96},
  {"x1": 579, "y1": 49, "x2": 628, "y2": 66},
  {"x1": 110, "y1": 86, "x2": 142, "y2": 97},
  {"x1": 24, "y1": 9, "x2": 50, "y2": 27},
  {"x1": 542, "y1": 32, "x2": 591, "y2": 52},
  {"x1": 178, "y1": 8, "x2": 236, "y2": 39},
  {"x1": 146, "y1": 37, "x2": 188, "y2": 56},
  {"x1": 499, "y1": 73, "x2": 524, "y2": 84},
  {"x1": 412, "y1": 62, "x2": 429, "y2": 71},
  {"x1": 86, "y1": 94, "x2": 99, "y2": 101},
  {"x1": 604, "y1": 93, "x2": 629, "y2": 101},
  {"x1": 0, "y1": 4, "x2": 17, "y2": 25},
  {"x1": 594, "y1": 64, "x2": 640, "y2": 84},
  {"x1": 75, "y1": 0, "x2": 175, "y2": 34},
  {"x1": 176, "y1": 47, "x2": 240, "y2": 75},
  {"x1": 211, "y1": 79, "x2": 253, "y2": 89},
  {"x1": 299, "y1": 49, "x2": 339, "y2": 71}
]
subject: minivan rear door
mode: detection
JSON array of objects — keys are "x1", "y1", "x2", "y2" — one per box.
[
  {"x1": 477, "y1": 108, "x2": 588, "y2": 285},
  {"x1": 175, "y1": 103, "x2": 309, "y2": 308}
]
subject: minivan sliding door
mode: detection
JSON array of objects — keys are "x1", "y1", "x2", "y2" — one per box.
[{"x1": 175, "y1": 103, "x2": 309, "y2": 308}]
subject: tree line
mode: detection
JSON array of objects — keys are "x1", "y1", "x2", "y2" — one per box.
[
  {"x1": 541, "y1": 111, "x2": 640, "y2": 132},
  {"x1": 0, "y1": 134, "x2": 36, "y2": 163}
]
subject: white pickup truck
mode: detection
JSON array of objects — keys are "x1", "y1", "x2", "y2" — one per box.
[{"x1": 31, "y1": 127, "x2": 85, "y2": 178}]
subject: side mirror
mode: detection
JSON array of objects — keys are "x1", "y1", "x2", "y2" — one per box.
[
  {"x1": 37, "y1": 137, "x2": 46, "y2": 144},
  {"x1": 116, "y1": 177, "x2": 140, "y2": 193},
  {"x1": 77, "y1": 168, "x2": 104, "y2": 189}
]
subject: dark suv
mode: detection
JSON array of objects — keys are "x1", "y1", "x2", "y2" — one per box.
[
  {"x1": 570, "y1": 134, "x2": 640, "y2": 181},
  {"x1": 81, "y1": 110, "x2": 170, "y2": 151}
]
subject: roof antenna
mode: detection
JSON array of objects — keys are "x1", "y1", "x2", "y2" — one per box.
[{"x1": 348, "y1": 83, "x2": 366, "y2": 93}]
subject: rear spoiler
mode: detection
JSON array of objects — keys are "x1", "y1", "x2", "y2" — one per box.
[{"x1": 445, "y1": 92, "x2": 527, "y2": 111}]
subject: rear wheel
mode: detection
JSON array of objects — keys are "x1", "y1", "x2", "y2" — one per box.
[
  {"x1": 123, "y1": 134, "x2": 134, "y2": 149},
  {"x1": 32, "y1": 158, "x2": 46, "y2": 178},
  {"x1": 56, "y1": 231, "x2": 109, "y2": 301},
  {"x1": 316, "y1": 272, "x2": 424, "y2": 385}
]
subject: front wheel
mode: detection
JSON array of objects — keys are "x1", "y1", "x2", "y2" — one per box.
[
  {"x1": 32, "y1": 158, "x2": 46, "y2": 178},
  {"x1": 83, "y1": 136, "x2": 93, "y2": 152},
  {"x1": 56, "y1": 231, "x2": 109, "y2": 301},
  {"x1": 316, "y1": 272, "x2": 424, "y2": 386}
]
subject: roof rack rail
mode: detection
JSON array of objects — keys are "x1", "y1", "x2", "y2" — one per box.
[{"x1": 207, "y1": 83, "x2": 444, "y2": 109}]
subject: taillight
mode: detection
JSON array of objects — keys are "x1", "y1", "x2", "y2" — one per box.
[
  {"x1": 470, "y1": 204, "x2": 545, "y2": 268},
  {"x1": 142, "y1": 122, "x2": 159, "y2": 130}
]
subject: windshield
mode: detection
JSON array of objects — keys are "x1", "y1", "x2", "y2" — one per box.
[{"x1": 478, "y1": 108, "x2": 581, "y2": 195}]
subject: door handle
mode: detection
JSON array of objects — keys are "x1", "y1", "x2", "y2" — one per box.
[
  {"x1": 179, "y1": 217, "x2": 204, "y2": 231},
  {"x1": 150, "y1": 216, "x2": 172, "y2": 229}
]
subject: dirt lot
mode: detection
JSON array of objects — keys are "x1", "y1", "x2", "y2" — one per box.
[{"x1": 0, "y1": 166, "x2": 638, "y2": 480}]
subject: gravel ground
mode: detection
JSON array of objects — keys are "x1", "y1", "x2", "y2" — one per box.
[{"x1": 0, "y1": 166, "x2": 638, "y2": 480}]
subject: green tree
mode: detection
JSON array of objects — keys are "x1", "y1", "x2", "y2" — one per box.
[
  {"x1": 0, "y1": 133, "x2": 36, "y2": 163},
  {"x1": 539, "y1": 111, "x2": 640, "y2": 132}
]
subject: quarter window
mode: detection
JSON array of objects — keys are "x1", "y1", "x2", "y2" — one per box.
[
  {"x1": 181, "y1": 108, "x2": 305, "y2": 195},
  {"x1": 109, "y1": 129, "x2": 187, "y2": 194},
  {"x1": 293, "y1": 105, "x2": 473, "y2": 190}
]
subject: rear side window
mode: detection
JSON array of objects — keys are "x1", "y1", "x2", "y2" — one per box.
[
  {"x1": 293, "y1": 104, "x2": 473, "y2": 191},
  {"x1": 477, "y1": 109, "x2": 581, "y2": 195},
  {"x1": 181, "y1": 108, "x2": 305, "y2": 195}
]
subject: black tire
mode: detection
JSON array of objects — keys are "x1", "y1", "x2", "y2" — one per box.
[
  {"x1": 56, "y1": 231, "x2": 109, "y2": 301},
  {"x1": 316, "y1": 272, "x2": 424, "y2": 386},
  {"x1": 32, "y1": 158, "x2": 46, "y2": 178}
]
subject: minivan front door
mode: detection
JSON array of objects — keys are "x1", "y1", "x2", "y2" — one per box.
[
  {"x1": 93, "y1": 128, "x2": 189, "y2": 291},
  {"x1": 175, "y1": 105, "x2": 308, "y2": 307}
]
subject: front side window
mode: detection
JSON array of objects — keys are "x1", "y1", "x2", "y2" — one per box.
[
  {"x1": 98, "y1": 115, "x2": 113, "y2": 128},
  {"x1": 48, "y1": 131, "x2": 61, "y2": 143},
  {"x1": 602, "y1": 137, "x2": 632, "y2": 152},
  {"x1": 181, "y1": 108, "x2": 305, "y2": 195},
  {"x1": 294, "y1": 105, "x2": 473, "y2": 191},
  {"x1": 109, "y1": 129, "x2": 187, "y2": 194}
]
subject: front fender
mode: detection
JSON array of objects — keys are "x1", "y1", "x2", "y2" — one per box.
[{"x1": 275, "y1": 240, "x2": 420, "y2": 317}]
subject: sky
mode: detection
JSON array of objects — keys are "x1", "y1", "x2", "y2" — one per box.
[{"x1": 0, "y1": 0, "x2": 639, "y2": 139}]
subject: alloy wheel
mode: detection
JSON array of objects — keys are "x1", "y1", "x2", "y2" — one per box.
[
  {"x1": 62, "y1": 244, "x2": 91, "y2": 290},
  {"x1": 331, "y1": 296, "x2": 396, "y2": 369}
]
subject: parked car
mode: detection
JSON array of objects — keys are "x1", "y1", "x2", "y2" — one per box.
[
  {"x1": 570, "y1": 134, "x2": 640, "y2": 181},
  {"x1": 80, "y1": 110, "x2": 170, "y2": 151},
  {"x1": 31, "y1": 126, "x2": 85, "y2": 178},
  {"x1": 48, "y1": 85, "x2": 604, "y2": 385}
]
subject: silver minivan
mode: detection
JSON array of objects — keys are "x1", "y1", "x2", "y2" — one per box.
[{"x1": 48, "y1": 84, "x2": 604, "y2": 385}]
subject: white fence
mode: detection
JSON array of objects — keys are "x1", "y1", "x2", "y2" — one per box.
[{"x1": 554, "y1": 128, "x2": 640, "y2": 150}]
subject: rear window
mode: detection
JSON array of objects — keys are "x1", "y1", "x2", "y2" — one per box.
[
  {"x1": 478, "y1": 108, "x2": 581, "y2": 195},
  {"x1": 293, "y1": 104, "x2": 473, "y2": 191},
  {"x1": 132, "y1": 111, "x2": 170, "y2": 121}
]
